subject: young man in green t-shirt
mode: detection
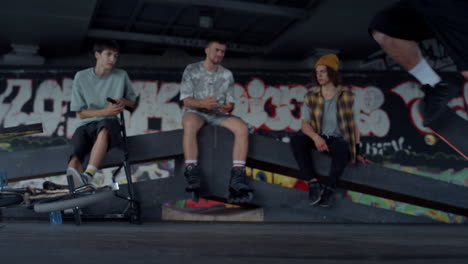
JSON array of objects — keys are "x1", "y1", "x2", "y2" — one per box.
[{"x1": 67, "y1": 40, "x2": 137, "y2": 187}]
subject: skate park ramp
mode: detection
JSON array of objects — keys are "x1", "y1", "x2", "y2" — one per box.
[{"x1": 2, "y1": 126, "x2": 468, "y2": 223}]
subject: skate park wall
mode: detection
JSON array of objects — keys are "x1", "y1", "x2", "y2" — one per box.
[{"x1": 1, "y1": 67, "x2": 467, "y2": 223}]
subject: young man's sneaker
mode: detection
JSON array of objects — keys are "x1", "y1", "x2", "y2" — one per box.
[
  {"x1": 228, "y1": 167, "x2": 253, "y2": 203},
  {"x1": 81, "y1": 172, "x2": 94, "y2": 185},
  {"x1": 229, "y1": 167, "x2": 251, "y2": 191},
  {"x1": 184, "y1": 164, "x2": 201, "y2": 191},
  {"x1": 421, "y1": 82, "x2": 459, "y2": 126},
  {"x1": 308, "y1": 181, "x2": 322, "y2": 205},
  {"x1": 66, "y1": 167, "x2": 95, "y2": 189},
  {"x1": 318, "y1": 186, "x2": 335, "y2": 208}
]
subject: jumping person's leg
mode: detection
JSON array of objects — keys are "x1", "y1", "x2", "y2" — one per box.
[
  {"x1": 372, "y1": 32, "x2": 441, "y2": 87},
  {"x1": 369, "y1": 0, "x2": 463, "y2": 126},
  {"x1": 372, "y1": 32, "x2": 421, "y2": 72},
  {"x1": 369, "y1": 1, "x2": 440, "y2": 86},
  {"x1": 404, "y1": 1, "x2": 468, "y2": 133}
]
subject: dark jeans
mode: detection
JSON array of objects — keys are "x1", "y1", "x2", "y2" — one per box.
[{"x1": 290, "y1": 132, "x2": 350, "y2": 189}]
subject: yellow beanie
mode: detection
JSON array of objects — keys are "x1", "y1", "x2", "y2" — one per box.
[{"x1": 314, "y1": 54, "x2": 339, "y2": 71}]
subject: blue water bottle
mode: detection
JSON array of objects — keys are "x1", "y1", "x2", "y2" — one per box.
[{"x1": 49, "y1": 211, "x2": 63, "y2": 225}]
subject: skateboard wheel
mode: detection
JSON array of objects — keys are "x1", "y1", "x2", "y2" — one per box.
[{"x1": 424, "y1": 134, "x2": 437, "y2": 146}]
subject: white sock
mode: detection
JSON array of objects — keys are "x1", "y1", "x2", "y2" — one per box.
[
  {"x1": 408, "y1": 58, "x2": 441, "y2": 87},
  {"x1": 233, "y1": 160, "x2": 246, "y2": 168},
  {"x1": 85, "y1": 164, "x2": 98, "y2": 177},
  {"x1": 185, "y1": 160, "x2": 198, "y2": 166}
]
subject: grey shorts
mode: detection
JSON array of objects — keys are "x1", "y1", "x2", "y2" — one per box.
[{"x1": 184, "y1": 110, "x2": 231, "y2": 126}]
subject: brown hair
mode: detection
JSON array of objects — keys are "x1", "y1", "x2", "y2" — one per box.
[
  {"x1": 205, "y1": 37, "x2": 227, "y2": 48},
  {"x1": 93, "y1": 39, "x2": 120, "y2": 54},
  {"x1": 312, "y1": 66, "x2": 342, "y2": 86}
]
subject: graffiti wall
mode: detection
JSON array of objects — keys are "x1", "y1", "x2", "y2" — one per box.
[
  {"x1": 1, "y1": 68, "x2": 466, "y2": 171},
  {"x1": 2, "y1": 67, "x2": 467, "y2": 223}
]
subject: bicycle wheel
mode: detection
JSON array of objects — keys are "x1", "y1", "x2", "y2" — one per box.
[
  {"x1": 33, "y1": 188, "x2": 113, "y2": 213},
  {"x1": 0, "y1": 192, "x2": 23, "y2": 207}
]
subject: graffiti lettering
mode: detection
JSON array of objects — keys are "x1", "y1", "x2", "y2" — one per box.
[
  {"x1": 364, "y1": 136, "x2": 409, "y2": 155},
  {"x1": 352, "y1": 86, "x2": 390, "y2": 137},
  {"x1": 1, "y1": 77, "x2": 399, "y2": 138},
  {"x1": 1, "y1": 79, "x2": 33, "y2": 128}
]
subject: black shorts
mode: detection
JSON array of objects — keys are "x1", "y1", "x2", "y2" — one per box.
[
  {"x1": 69, "y1": 118, "x2": 123, "y2": 163},
  {"x1": 369, "y1": 0, "x2": 468, "y2": 71}
]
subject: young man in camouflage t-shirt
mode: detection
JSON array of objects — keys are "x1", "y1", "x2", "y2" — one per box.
[{"x1": 179, "y1": 39, "x2": 252, "y2": 203}]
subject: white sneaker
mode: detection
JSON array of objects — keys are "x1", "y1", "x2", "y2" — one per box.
[
  {"x1": 66, "y1": 168, "x2": 96, "y2": 188},
  {"x1": 81, "y1": 172, "x2": 96, "y2": 188},
  {"x1": 67, "y1": 167, "x2": 84, "y2": 187}
]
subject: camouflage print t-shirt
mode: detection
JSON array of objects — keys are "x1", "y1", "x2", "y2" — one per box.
[{"x1": 179, "y1": 61, "x2": 235, "y2": 114}]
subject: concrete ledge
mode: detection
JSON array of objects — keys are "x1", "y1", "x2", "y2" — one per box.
[
  {"x1": 0, "y1": 130, "x2": 184, "y2": 181},
  {"x1": 1, "y1": 126, "x2": 466, "y2": 222},
  {"x1": 162, "y1": 206, "x2": 264, "y2": 222},
  {"x1": 246, "y1": 130, "x2": 468, "y2": 214}
]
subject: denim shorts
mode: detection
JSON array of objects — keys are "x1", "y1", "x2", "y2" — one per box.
[{"x1": 184, "y1": 110, "x2": 231, "y2": 126}]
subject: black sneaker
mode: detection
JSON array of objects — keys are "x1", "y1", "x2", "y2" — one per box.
[
  {"x1": 318, "y1": 186, "x2": 335, "y2": 208},
  {"x1": 421, "y1": 82, "x2": 459, "y2": 127},
  {"x1": 308, "y1": 181, "x2": 322, "y2": 205},
  {"x1": 184, "y1": 164, "x2": 201, "y2": 192}
]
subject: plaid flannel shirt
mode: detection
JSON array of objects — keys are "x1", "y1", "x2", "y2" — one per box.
[{"x1": 304, "y1": 86, "x2": 357, "y2": 163}]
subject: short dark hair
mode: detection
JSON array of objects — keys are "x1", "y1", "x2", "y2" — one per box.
[
  {"x1": 313, "y1": 66, "x2": 342, "y2": 86},
  {"x1": 205, "y1": 38, "x2": 227, "y2": 48},
  {"x1": 93, "y1": 39, "x2": 120, "y2": 54}
]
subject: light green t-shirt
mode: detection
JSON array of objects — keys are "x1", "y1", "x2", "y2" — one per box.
[{"x1": 70, "y1": 68, "x2": 137, "y2": 128}]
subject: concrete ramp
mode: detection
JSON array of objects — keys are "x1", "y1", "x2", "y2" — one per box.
[{"x1": 0, "y1": 126, "x2": 464, "y2": 223}]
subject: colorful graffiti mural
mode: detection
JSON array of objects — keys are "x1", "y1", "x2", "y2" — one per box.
[
  {"x1": 248, "y1": 166, "x2": 466, "y2": 224},
  {"x1": 2, "y1": 69, "x2": 467, "y2": 221},
  {"x1": 2, "y1": 70, "x2": 466, "y2": 168}
]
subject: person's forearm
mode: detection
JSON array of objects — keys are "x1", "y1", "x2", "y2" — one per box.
[
  {"x1": 121, "y1": 98, "x2": 135, "y2": 110},
  {"x1": 301, "y1": 121, "x2": 320, "y2": 141},
  {"x1": 78, "y1": 109, "x2": 108, "y2": 119},
  {"x1": 183, "y1": 98, "x2": 204, "y2": 109},
  {"x1": 354, "y1": 121, "x2": 360, "y2": 144},
  {"x1": 221, "y1": 102, "x2": 234, "y2": 112}
]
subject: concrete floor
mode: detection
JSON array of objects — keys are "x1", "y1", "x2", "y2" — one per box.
[{"x1": 1, "y1": 221, "x2": 468, "y2": 264}]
